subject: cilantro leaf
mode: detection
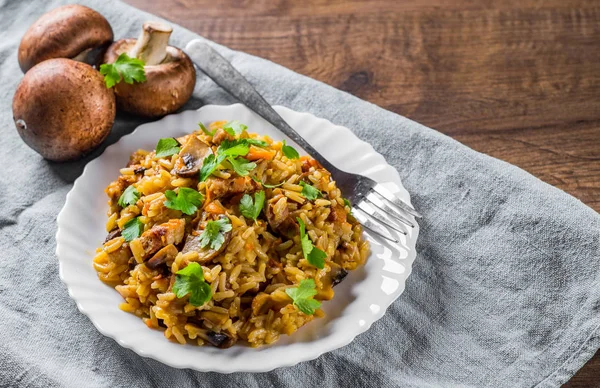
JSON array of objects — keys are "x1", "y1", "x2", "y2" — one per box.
[
  {"x1": 99, "y1": 53, "x2": 146, "y2": 88},
  {"x1": 164, "y1": 187, "x2": 204, "y2": 215},
  {"x1": 299, "y1": 181, "x2": 322, "y2": 201},
  {"x1": 239, "y1": 191, "x2": 265, "y2": 221},
  {"x1": 198, "y1": 217, "x2": 232, "y2": 251},
  {"x1": 155, "y1": 138, "x2": 180, "y2": 158},
  {"x1": 122, "y1": 217, "x2": 143, "y2": 242},
  {"x1": 220, "y1": 140, "x2": 250, "y2": 157},
  {"x1": 244, "y1": 139, "x2": 268, "y2": 148},
  {"x1": 199, "y1": 153, "x2": 227, "y2": 182},
  {"x1": 226, "y1": 156, "x2": 256, "y2": 176},
  {"x1": 285, "y1": 279, "x2": 321, "y2": 315},
  {"x1": 222, "y1": 121, "x2": 248, "y2": 137},
  {"x1": 199, "y1": 122, "x2": 215, "y2": 136},
  {"x1": 297, "y1": 217, "x2": 326, "y2": 269},
  {"x1": 281, "y1": 140, "x2": 300, "y2": 159},
  {"x1": 118, "y1": 185, "x2": 141, "y2": 208},
  {"x1": 343, "y1": 198, "x2": 351, "y2": 208},
  {"x1": 251, "y1": 176, "x2": 285, "y2": 188},
  {"x1": 172, "y1": 262, "x2": 212, "y2": 306}
]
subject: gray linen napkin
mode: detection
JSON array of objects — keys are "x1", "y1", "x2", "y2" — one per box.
[{"x1": 1, "y1": 1, "x2": 598, "y2": 387}]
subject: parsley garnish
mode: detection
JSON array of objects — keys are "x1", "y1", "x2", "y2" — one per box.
[
  {"x1": 299, "y1": 181, "x2": 322, "y2": 201},
  {"x1": 122, "y1": 217, "x2": 143, "y2": 242},
  {"x1": 251, "y1": 176, "x2": 284, "y2": 188},
  {"x1": 226, "y1": 156, "x2": 256, "y2": 176},
  {"x1": 155, "y1": 138, "x2": 180, "y2": 158},
  {"x1": 222, "y1": 121, "x2": 248, "y2": 137},
  {"x1": 172, "y1": 262, "x2": 212, "y2": 306},
  {"x1": 343, "y1": 198, "x2": 351, "y2": 208},
  {"x1": 220, "y1": 140, "x2": 250, "y2": 157},
  {"x1": 281, "y1": 140, "x2": 300, "y2": 159},
  {"x1": 198, "y1": 217, "x2": 232, "y2": 251},
  {"x1": 118, "y1": 185, "x2": 140, "y2": 208},
  {"x1": 199, "y1": 153, "x2": 227, "y2": 182},
  {"x1": 297, "y1": 217, "x2": 326, "y2": 269},
  {"x1": 164, "y1": 187, "x2": 204, "y2": 215},
  {"x1": 285, "y1": 279, "x2": 321, "y2": 315},
  {"x1": 239, "y1": 191, "x2": 265, "y2": 221},
  {"x1": 199, "y1": 122, "x2": 215, "y2": 136},
  {"x1": 99, "y1": 53, "x2": 146, "y2": 88}
]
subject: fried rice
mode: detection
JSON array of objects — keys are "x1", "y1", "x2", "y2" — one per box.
[{"x1": 92, "y1": 120, "x2": 369, "y2": 347}]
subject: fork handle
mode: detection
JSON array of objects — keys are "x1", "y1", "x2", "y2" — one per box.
[{"x1": 185, "y1": 39, "x2": 338, "y2": 174}]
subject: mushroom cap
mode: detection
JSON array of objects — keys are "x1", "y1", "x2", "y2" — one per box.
[
  {"x1": 104, "y1": 38, "x2": 196, "y2": 117},
  {"x1": 12, "y1": 58, "x2": 116, "y2": 162},
  {"x1": 18, "y1": 5, "x2": 113, "y2": 73}
]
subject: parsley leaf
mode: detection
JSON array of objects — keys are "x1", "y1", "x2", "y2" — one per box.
[
  {"x1": 122, "y1": 217, "x2": 144, "y2": 242},
  {"x1": 343, "y1": 198, "x2": 351, "y2": 208},
  {"x1": 226, "y1": 156, "x2": 256, "y2": 176},
  {"x1": 155, "y1": 138, "x2": 180, "y2": 158},
  {"x1": 239, "y1": 191, "x2": 265, "y2": 221},
  {"x1": 198, "y1": 217, "x2": 232, "y2": 251},
  {"x1": 220, "y1": 140, "x2": 250, "y2": 157},
  {"x1": 285, "y1": 279, "x2": 321, "y2": 315},
  {"x1": 199, "y1": 153, "x2": 227, "y2": 182},
  {"x1": 281, "y1": 140, "x2": 300, "y2": 159},
  {"x1": 251, "y1": 176, "x2": 285, "y2": 188},
  {"x1": 299, "y1": 181, "x2": 322, "y2": 201},
  {"x1": 199, "y1": 122, "x2": 215, "y2": 136},
  {"x1": 297, "y1": 217, "x2": 326, "y2": 269},
  {"x1": 99, "y1": 53, "x2": 146, "y2": 88},
  {"x1": 172, "y1": 262, "x2": 212, "y2": 306},
  {"x1": 164, "y1": 187, "x2": 204, "y2": 215},
  {"x1": 222, "y1": 121, "x2": 248, "y2": 137},
  {"x1": 118, "y1": 185, "x2": 141, "y2": 208},
  {"x1": 244, "y1": 139, "x2": 268, "y2": 148}
]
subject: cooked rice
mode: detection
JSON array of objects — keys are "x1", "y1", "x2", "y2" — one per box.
[{"x1": 93, "y1": 120, "x2": 369, "y2": 347}]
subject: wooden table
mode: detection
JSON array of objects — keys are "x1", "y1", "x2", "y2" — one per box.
[{"x1": 124, "y1": 1, "x2": 600, "y2": 385}]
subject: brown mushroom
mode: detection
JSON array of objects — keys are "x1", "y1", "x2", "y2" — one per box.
[
  {"x1": 181, "y1": 217, "x2": 232, "y2": 263},
  {"x1": 172, "y1": 135, "x2": 212, "y2": 177},
  {"x1": 265, "y1": 196, "x2": 299, "y2": 239},
  {"x1": 103, "y1": 21, "x2": 196, "y2": 117},
  {"x1": 18, "y1": 5, "x2": 113, "y2": 73},
  {"x1": 146, "y1": 244, "x2": 178, "y2": 270},
  {"x1": 12, "y1": 59, "x2": 116, "y2": 161}
]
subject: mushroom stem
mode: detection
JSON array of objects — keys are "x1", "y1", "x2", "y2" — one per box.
[{"x1": 128, "y1": 22, "x2": 173, "y2": 66}]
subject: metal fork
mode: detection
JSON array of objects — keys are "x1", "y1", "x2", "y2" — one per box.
[{"x1": 185, "y1": 40, "x2": 421, "y2": 243}]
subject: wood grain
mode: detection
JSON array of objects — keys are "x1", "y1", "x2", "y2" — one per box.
[{"x1": 123, "y1": 1, "x2": 600, "y2": 385}]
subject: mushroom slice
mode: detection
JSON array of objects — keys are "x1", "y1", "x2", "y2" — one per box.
[
  {"x1": 173, "y1": 136, "x2": 212, "y2": 177},
  {"x1": 205, "y1": 331, "x2": 236, "y2": 349},
  {"x1": 130, "y1": 219, "x2": 186, "y2": 261},
  {"x1": 265, "y1": 196, "x2": 299, "y2": 239},
  {"x1": 181, "y1": 221, "x2": 232, "y2": 263},
  {"x1": 146, "y1": 244, "x2": 178, "y2": 270},
  {"x1": 18, "y1": 5, "x2": 113, "y2": 73}
]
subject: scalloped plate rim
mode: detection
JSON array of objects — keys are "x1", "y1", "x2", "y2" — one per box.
[{"x1": 56, "y1": 103, "x2": 419, "y2": 373}]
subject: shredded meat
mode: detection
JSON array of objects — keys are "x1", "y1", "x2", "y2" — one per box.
[
  {"x1": 136, "y1": 219, "x2": 186, "y2": 260},
  {"x1": 207, "y1": 176, "x2": 260, "y2": 200}
]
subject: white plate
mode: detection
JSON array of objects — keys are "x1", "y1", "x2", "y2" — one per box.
[{"x1": 56, "y1": 104, "x2": 419, "y2": 373}]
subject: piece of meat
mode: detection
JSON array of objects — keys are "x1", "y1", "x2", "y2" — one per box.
[
  {"x1": 181, "y1": 216, "x2": 232, "y2": 263},
  {"x1": 327, "y1": 203, "x2": 348, "y2": 225},
  {"x1": 135, "y1": 219, "x2": 186, "y2": 260},
  {"x1": 207, "y1": 176, "x2": 260, "y2": 200},
  {"x1": 211, "y1": 128, "x2": 234, "y2": 145},
  {"x1": 265, "y1": 196, "x2": 299, "y2": 239},
  {"x1": 172, "y1": 136, "x2": 212, "y2": 178},
  {"x1": 146, "y1": 244, "x2": 178, "y2": 270}
]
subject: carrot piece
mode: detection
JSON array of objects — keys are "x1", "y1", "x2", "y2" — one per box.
[
  {"x1": 205, "y1": 201, "x2": 226, "y2": 215},
  {"x1": 246, "y1": 146, "x2": 275, "y2": 161}
]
